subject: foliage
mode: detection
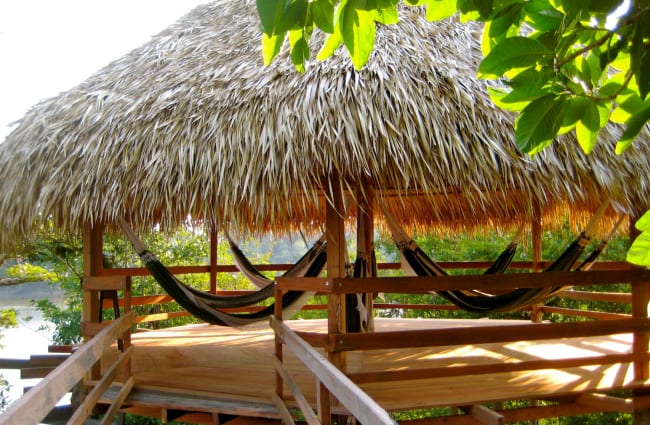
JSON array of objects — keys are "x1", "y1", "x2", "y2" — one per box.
[
  {"x1": 627, "y1": 209, "x2": 650, "y2": 266},
  {"x1": 257, "y1": 0, "x2": 649, "y2": 155},
  {"x1": 0, "y1": 309, "x2": 17, "y2": 412}
]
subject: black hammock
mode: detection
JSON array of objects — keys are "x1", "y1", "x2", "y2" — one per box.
[
  {"x1": 380, "y1": 200, "x2": 615, "y2": 313},
  {"x1": 119, "y1": 219, "x2": 326, "y2": 326}
]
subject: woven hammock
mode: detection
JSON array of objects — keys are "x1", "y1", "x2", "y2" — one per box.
[
  {"x1": 119, "y1": 219, "x2": 326, "y2": 326},
  {"x1": 379, "y1": 200, "x2": 616, "y2": 313}
]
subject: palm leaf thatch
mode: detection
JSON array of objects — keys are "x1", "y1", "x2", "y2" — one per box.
[{"x1": 0, "y1": 0, "x2": 648, "y2": 250}]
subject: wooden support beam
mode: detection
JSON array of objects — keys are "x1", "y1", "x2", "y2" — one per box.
[
  {"x1": 576, "y1": 393, "x2": 634, "y2": 413},
  {"x1": 324, "y1": 174, "x2": 347, "y2": 425},
  {"x1": 461, "y1": 404, "x2": 505, "y2": 425}
]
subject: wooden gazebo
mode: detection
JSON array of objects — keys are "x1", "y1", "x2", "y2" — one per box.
[{"x1": 1, "y1": 1, "x2": 650, "y2": 424}]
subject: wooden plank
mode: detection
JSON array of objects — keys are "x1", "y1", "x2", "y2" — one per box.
[
  {"x1": 348, "y1": 353, "x2": 638, "y2": 384},
  {"x1": 271, "y1": 317, "x2": 396, "y2": 425},
  {"x1": 135, "y1": 311, "x2": 190, "y2": 324},
  {"x1": 558, "y1": 290, "x2": 632, "y2": 303},
  {"x1": 0, "y1": 311, "x2": 134, "y2": 425},
  {"x1": 272, "y1": 393, "x2": 297, "y2": 425},
  {"x1": 100, "y1": 377, "x2": 135, "y2": 425},
  {"x1": 328, "y1": 269, "x2": 650, "y2": 294},
  {"x1": 576, "y1": 393, "x2": 634, "y2": 413},
  {"x1": 331, "y1": 318, "x2": 650, "y2": 351},
  {"x1": 83, "y1": 276, "x2": 127, "y2": 291},
  {"x1": 81, "y1": 321, "x2": 110, "y2": 338},
  {"x1": 21, "y1": 367, "x2": 56, "y2": 379},
  {"x1": 464, "y1": 404, "x2": 504, "y2": 425},
  {"x1": 272, "y1": 355, "x2": 320, "y2": 425},
  {"x1": 99, "y1": 386, "x2": 280, "y2": 418},
  {"x1": 633, "y1": 280, "x2": 650, "y2": 380},
  {"x1": 67, "y1": 346, "x2": 133, "y2": 425},
  {"x1": 539, "y1": 306, "x2": 630, "y2": 320}
]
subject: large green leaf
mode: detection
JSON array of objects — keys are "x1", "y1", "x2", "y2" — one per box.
[
  {"x1": 277, "y1": 0, "x2": 309, "y2": 33},
  {"x1": 478, "y1": 36, "x2": 552, "y2": 78},
  {"x1": 515, "y1": 94, "x2": 567, "y2": 153},
  {"x1": 289, "y1": 29, "x2": 310, "y2": 72},
  {"x1": 340, "y1": 3, "x2": 376, "y2": 70},
  {"x1": 317, "y1": 30, "x2": 344, "y2": 60},
  {"x1": 627, "y1": 211, "x2": 650, "y2": 267},
  {"x1": 425, "y1": 0, "x2": 457, "y2": 21},
  {"x1": 256, "y1": 0, "x2": 285, "y2": 35},
  {"x1": 488, "y1": 3, "x2": 524, "y2": 39},
  {"x1": 523, "y1": 0, "x2": 564, "y2": 32},
  {"x1": 312, "y1": 0, "x2": 335, "y2": 33},
  {"x1": 458, "y1": 0, "x2": 494, "y2": 19},
  {"x1": 262, "y1": 32, "x2": 285, "y2": 66},
  {"x1": 616, "y1": 104, "x2": 650, "y2": 154},
  {"x1": 376, "y1": 5, "x2": 399, "y2": 25}
]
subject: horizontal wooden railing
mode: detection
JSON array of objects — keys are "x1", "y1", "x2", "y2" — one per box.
[
  {"x1": 92, "y1": 260, "x2": 638, "y2": 327},
  {"x1": 0, "y1": 311, "x2": 135, "y2": 425},
  {"x1": 270, "y1": 316, "x2": 396, "y2": 425},
  {"x1": 271, "y1": 268, "x2": 650, "y2": 422}
]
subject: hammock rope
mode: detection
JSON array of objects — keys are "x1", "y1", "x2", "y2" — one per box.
[{"x1": 118, "y1": 219, "x2": 326, "y2": 326}]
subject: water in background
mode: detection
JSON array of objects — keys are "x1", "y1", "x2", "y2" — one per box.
[{"x1": 0, "y1": 282, "x2": 64, "y2": 408}]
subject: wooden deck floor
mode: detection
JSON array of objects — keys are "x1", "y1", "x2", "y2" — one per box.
[{"x1": 106, "y1": 317, "x2": 648, "y2": 420}]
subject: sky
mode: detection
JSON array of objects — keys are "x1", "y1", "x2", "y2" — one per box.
[{"x1": 0, "y1": 1, "x2": 208, "y2": 143}]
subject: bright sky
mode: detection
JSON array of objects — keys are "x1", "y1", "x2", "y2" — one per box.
[{"x1": 0, "y1": 1, "x2": 208, "y2": 143}]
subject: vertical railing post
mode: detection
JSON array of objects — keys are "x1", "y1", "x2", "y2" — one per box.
[
  {"x1": 209, "y1": 226, "x2": 218, "y2": 294},
  {"x1": 274, "y1": 285, "x2": 284, "y2": 402},
  {"x1": 531, "y1": 201, "x2": 544, "y2": 323},
  {"x1": 630, "y1": 215, "x2": 650, "y2": 425}
]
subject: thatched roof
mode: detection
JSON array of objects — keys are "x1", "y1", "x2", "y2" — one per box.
[{"x1": 0, "y1": 0, "x2": 648, "y2": 249}]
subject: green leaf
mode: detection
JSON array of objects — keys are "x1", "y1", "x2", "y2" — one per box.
[
  {"x1": 375, "y1": 5, "x2": 399, "y2": 25},
  {"x1": 312, "y1": 0, "x2": 335, "y2": 33},
  {"x1": 340, "y1": 3, "x2": 376, "y2": 70},
  {"x1": 262, "y1": 32, "x2": 285, "y2": 66},
  {"x1": 574, "y1": 100, "x2": 603, "y2": 154},
  {"x1": 478, "y1": 36, "x2": 552, "y2": 78},
  {"x1": 515, "y1": 94, "x2": 567, "y2": 153},
  {"x1": 561, "y1": 96, "x2": 589, "y2": 128},
  {"x1": 627, "y1": 210, "x2": 650, "y2": 266},
  {"x1": 616, "y1": 104, "x2": 650, "y2": 154},
  {"x1": 256, "y1": 0, "x2": 285, "y2": 35},
  {"x1": 289, "y1": 30, "x2": 310, "y2": 72},
  {"x1": 639, "y1": 48, "x2": 650, "y2": 100},
  {"x1": 635, "y1": 210, "x2": 650, "y2": 232},
  {"x1": 317, "y1": 30, "x2": 344, "y2": 60},
  {"x1": 502, "y1": 67, "x2": 553, "y2": 103},
  {"x1": 488, "y1": 3, "x2": 524, "y2": 39},
  {"x1": 425, "y1": 0, "x2": 458, "y2": 21},
  {"x1": 575, "y1": 120, "x2": 599, "y2": 153},
  {"x1": 277, "y1": 0, "x2": 309, "y2": 33},
  {"x1": 457, "y1": 0, "x2": 493, "y2": 19},
  {"x1": 486, "y1": 87, "x2": 529, "y2": 111},
  {"x1": 523, "y1": 0, "x2": 564, "y2": 32}
]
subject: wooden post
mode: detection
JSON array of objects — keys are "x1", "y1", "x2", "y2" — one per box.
[
  {"x1": 531, "y1": 202, "x2": 544, "y2": 323},
  {"x1": 323, "y1": 175, "x2": 347, "y2": 425},
  {"x1": 631, "y1": 215, "x2": 650, "y2": 425},
  {"x1": 274, "y1": 286, "x2": 284, "y2": 402},
  {"x1": 209, "y1": 226, "x2": 218, "y2": 294},
  {"x1": 82, "y1": 222, "x2": 103, "y2": 337},
  {"x1": 349, "y1": 184, "x2": 374, "y2": 332},
  {"x1": 81, "y1": 222, "x2": 104, "y2": 402}
]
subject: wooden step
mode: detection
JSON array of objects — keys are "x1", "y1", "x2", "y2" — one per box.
[{"x1": 99, "y1": 385, "x2": 280, "y2": 419}]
